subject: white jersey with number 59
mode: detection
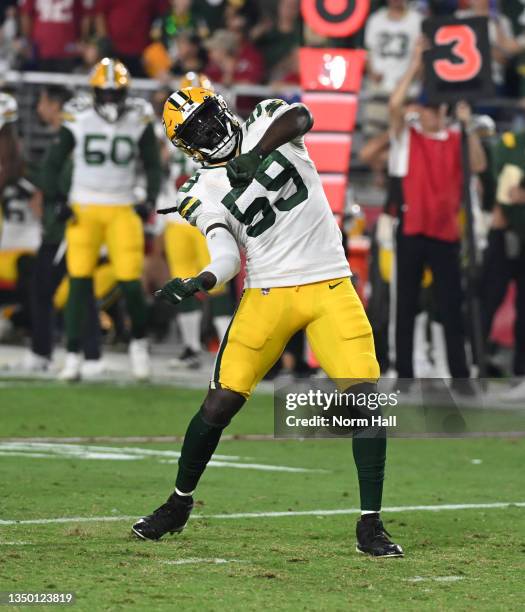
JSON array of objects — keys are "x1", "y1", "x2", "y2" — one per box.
[{"x1": 174, "y1": 99, "x2": 350, "y2": 288}]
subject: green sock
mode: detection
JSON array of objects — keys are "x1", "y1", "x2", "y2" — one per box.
[
  {"x1": 119, "y1": 280, "x2": 148, "y2": 339},
  {"x1": 352, "y1": 432, "x2": 386, "y2": 512},
  {"x1": 65, "y1": 277, "x2": 93, "y2": 353},
  {"x1": 175, "y1": 408, "x2": 225, "y2": 494}
]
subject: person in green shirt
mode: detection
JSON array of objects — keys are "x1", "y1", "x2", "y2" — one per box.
[{"x1": 481, "y1": 129, "x2": 525, "y2": 375}]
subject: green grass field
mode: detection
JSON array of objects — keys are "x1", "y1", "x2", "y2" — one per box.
[{"x1": 1, "y1": 382, "x2": 524, "y2": 611}]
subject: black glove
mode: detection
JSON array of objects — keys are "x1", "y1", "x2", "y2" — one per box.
[
  {"x1": 54, "y1": 200, "x2": 73, "y2": 223},
  {"x1": 226, "y1": 147, "x2": 265, "y2": 188},
  {"x1": 134, "y1": 199, "x2": 155, "y2": 222},
  {"x1": 155, "y1": 277, "x2": 205, "y2": 305}
]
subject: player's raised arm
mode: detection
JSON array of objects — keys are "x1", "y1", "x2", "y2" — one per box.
[
  {"x1": 226, "y1": 103, "x2": 314, "y2": 188},
  {"x1": 389, "y1": 36, "x2": 424, "y2": 137}
]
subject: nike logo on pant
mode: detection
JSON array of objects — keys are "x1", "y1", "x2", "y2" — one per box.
[{"x1": 329, "y1": 281, "x2": 343, "y2": 290}]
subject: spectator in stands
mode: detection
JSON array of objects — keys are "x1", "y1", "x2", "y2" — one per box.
[
  {"x1": 205, "y1": 29, "x2": 263, "y2": 86},
  {"x1": 19, "y1": 0, "x2": 94, "y2": 72},
  {"x1": 481, "y1": 128, "x2": 525, "y2": 376},
  {"x1": 251, "y1": 0, "x2": 301, "y2": 83},
  {"x1": 170, "y1": 30, "x2": 207, "y2": 75},
  {"x1": 75, "y1": 37, "x2": 102, "y2": 74},
  {"x1": 144, "y1": 0, "x2": 198, "y2": 79},
  {"x1": 388, "y1": 39, "x2": 487, "y2": 380},
  {"x1": 222, "y1": 3, "x2": 264, "y2": 83},
  {"x1": 155, "y1": 0, "x2": 197, "y2": 54},
  {"x1": 0, "y1": 3, "x2": 19, "y2": 72},
  {"x1": 192, "y1": 0, "x2": 228, "y2": 35},
  {"x1": 456, "y1": 0, "x2": 524, "y2": 92},
  {"x1": 95, "y1": 0, "x2": 168, "y2": 76},
  {"x1": 363, "y1": 0, "x2": 422, "y2": 137}
]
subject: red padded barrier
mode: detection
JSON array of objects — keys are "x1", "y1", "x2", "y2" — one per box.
[{"x1": 302, "y1": 92, "x2": 358, "y2": 132}]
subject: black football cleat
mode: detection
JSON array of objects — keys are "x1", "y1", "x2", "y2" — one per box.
[
  {"x1": 356, "y1": 515, "x2": 404, "y2": 558},
  {"x1": 132, "y1": 493, "x2": 194, "y2": 541}
]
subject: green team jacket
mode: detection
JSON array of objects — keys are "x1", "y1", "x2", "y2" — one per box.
[{"x1": 492, "y1": 130, "x2": 525, "y2": 241}]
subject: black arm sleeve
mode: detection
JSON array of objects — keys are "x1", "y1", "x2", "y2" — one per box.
[
  {"x1": 39, "y1": 126, "x2": 75, "y2": 202},
  {"x1": 138, "y1": 122, "x2": 162, "y2": 202}
]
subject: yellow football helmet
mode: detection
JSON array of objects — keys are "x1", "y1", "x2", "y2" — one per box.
[
  {"x1": 0, "y1": 92, "x2": 18, "y2": 130},
  {"x1": 163, "y1": 87, "x2": 240, "y2": 164},
  {"x1": 89, "y1": 57, "x2": 131, "y2": 122},
  {"x1": 179, "y1": 72, "x2": 213, "y2": 91}
]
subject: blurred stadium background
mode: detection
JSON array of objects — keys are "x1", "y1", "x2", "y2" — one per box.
[
  {"x1": 1, "y1": 0, "x2": 525, "y2": 388},
  {"x1": 0, "y1": 2, "x2": 524, "y2": 608}
]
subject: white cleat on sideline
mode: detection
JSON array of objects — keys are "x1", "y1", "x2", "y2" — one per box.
[
  {"x1": 499, "y1": 379, "x2": 525, "y2": 403},
  {"x1": 58, "y1": 352, "x2": 82, "y2": 381},
  {"x1": 129, "y1": 338, "x2": 150, "y2": 381},
  {"x1": 81, "y1": 359, "x2": 106, "y2": 380},
  {"x1": 18, "y1": 351, "x2": 51, "y2": 373}
]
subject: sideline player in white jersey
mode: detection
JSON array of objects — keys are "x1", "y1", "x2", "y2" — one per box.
[
  {"x1": 132, "y1": 88, "x2": 403, "y2": 557},
  {"x1": 41, "y1": 58, "x2": 162, "y2": 381}
]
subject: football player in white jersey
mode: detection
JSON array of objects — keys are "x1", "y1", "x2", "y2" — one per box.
[
  {"x1": 155, "y1": 74, "x2": 234, "y2": 368},
  {"x1": 41, "y1": 58, "x2": 162, "y2": 381},
  {"x1": 132, "y1": 88, "x2": 403, "y2": 557}
]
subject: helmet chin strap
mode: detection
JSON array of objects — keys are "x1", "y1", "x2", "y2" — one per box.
[{"x1": 202, "y1": 129, "x2": 241, "y2": 166}]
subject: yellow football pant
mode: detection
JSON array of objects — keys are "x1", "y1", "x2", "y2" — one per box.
[
  {"x1": 0, "y1": 250, "x2": 34, "y2": 284},
  {"x1": 53, "y1": 262, "x2": 117, "y2": 310},
  {"x1": 164, "y1": 221, "x2": 226, "y2": 295},
  {"x1": 212, "y1": 277, "x2": 379, "y2": 397},
  {"x1": 164, "y1": 221, "x2": 209, "y2": 278},
  {"x1": 66, "y1": 204, "x2": 143, "y2": 280}
]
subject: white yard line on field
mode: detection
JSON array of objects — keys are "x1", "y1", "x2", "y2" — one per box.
[
  {"x1": 0, "y1": 442, "x2": 324, "y2": 473},
  {"x1": 160, "y1": 558, "x2": 246, "y2": 566},
  {"x1": 405, "y1": 576, "x2": 465, "y2": 583},
  {"x1": 0, "y1": 501, "x2": 523, "y2": 527}
]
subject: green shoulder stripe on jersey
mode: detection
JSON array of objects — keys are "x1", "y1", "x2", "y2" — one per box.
[
  {"x1": 266, "y1": 100, "x2": 285, "y2": 117},
  {"x1": 245, "y1": 100, "x2": 286, "y2": 130},
  {"x1": 179, "y1": 196, "x2": 202, "y2": 219},
  {"x1": 179, "y1": 172, "x2": 201, "y2": 193},
  {"x1": 245, "y1": 103, "x2": 264, "y2": 129}
]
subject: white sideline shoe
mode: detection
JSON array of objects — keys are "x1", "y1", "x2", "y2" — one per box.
[
  {"x1": 499, "y1": 380, "x2": 525, "y2": 403},
  {"x1": 58, "y1": 352, "x2": 82, "y2": 381},
  {"x1": 129, "y1": 338, "x2": 150, "y2": 381},
  {"x1": 18, "y1": 351, "x2": 51, "y2": 373},
  {"x1": 81, "y1": 359, "x2": 106, "y2": 380}
]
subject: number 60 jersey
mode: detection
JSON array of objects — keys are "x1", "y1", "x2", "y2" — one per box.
[
  {"x1": 176, "y1": 99, "x2": 351, "y2": 288},
  {"x1": 62, "y1": 96, "x2": 154, "y2": 205}
]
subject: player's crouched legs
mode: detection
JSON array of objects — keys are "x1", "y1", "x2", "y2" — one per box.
[
  {"x1": 348, "y1": 382, "x2": 403, "y2": 558},
  {"x1": 132, "y1": 388, "x2": 245, "y2": 541}
]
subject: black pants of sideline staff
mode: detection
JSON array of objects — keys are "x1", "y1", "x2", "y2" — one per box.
[
  {"x1": 481, "y1": 229, "x2": 525, "y2": 375},
  {"x1": 31, "y1": 243, "x2": 101, "y2": 360},
  {"x1": 395, "y1": 234, "x2": 469, "y2": 379}
]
